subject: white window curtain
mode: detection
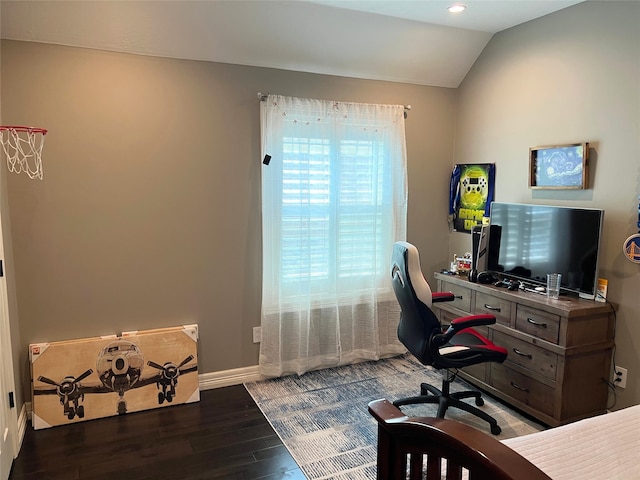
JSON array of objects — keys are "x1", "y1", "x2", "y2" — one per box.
[{"x1": 259, "y1": 94, "x2": 408, "y2": 377}]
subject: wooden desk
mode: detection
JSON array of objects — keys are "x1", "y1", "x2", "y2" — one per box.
[{"x1": 434, "y1": 272, "x2": 614, "y2": 427}]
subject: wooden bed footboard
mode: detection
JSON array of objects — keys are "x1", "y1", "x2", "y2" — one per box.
[{"x1": 368, "y1": 399, "x2": 551, "y2": 480}]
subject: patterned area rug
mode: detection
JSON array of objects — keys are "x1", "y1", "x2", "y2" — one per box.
[{"x1": 244, "y1": 354, "x2": 546, "y2": 480}]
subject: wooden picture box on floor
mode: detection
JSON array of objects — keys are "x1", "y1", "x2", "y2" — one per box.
[{"x1": 30, "y1": 325, "x2": 199, "y2": 429}]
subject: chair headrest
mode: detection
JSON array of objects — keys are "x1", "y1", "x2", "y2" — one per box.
[{"x1": 392, "y1": 241, "x2": 432, "y2": 307}]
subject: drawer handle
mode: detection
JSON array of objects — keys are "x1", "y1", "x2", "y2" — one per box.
[
  {"x1": 484, "y1": 304, "x2": 501, "y2": 312},
  {"x1": 526, "y1": 317, "x2": 547, "y2": 328},
  {"x1": 510, "y1": 381, "x2": 529, "y2": 393},
  {"x1": 513, "y1": 348, "x2": 532, "y2": 359}
]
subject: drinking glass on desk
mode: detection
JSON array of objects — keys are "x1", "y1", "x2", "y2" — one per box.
[{"x1": 547, "y1": 273, "x2": 561, "y2": 299}]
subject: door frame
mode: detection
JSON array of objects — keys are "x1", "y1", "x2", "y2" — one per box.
[{"x1": 0, "y1": 227, "x2": 19, "y2": 480}]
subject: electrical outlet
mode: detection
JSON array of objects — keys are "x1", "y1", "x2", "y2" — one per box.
[
  {"x1": 613, "y1": 366, "x2": 627, "y2": 389},
  {"x1": 253, "y1": 326, "x2": 262, "y2": 344}
]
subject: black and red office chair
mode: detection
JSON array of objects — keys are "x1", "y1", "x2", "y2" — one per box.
[{"x1": 390, "y1": 241, "x2": 508, "y2": 435}]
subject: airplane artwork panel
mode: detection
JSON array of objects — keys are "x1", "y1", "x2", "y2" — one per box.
[{"x1": 30, "y1": 324, "x2": 199, "y2": 429}]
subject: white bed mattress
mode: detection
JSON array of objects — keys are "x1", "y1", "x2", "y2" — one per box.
[{"x1": 502, "y1": 404, "x2": 640, "y2": 479}]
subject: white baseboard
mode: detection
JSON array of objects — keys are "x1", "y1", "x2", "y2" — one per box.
[
  {"x1": 198, "y1": 365, "x2": 265, "y2": 390},
  {"x1": 23, "y1": 365, "x2": 263, "y2": 421},
  {"x1": 15, "y1": 403, "x2": 27, "y2": 455}
]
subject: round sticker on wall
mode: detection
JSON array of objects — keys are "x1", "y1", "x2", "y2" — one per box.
[{"x1": 623, "y1": 233, "x2": 640, "y2": 263}]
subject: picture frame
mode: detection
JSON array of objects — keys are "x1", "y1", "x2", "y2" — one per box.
[{"x1": 529, "y1": 142, "x2": 589, "y2": 189}]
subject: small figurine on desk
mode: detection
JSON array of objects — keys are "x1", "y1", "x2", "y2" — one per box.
[
  {"x1": 453, "y1": 253, "x2": 472, "y2": 275},
  {"x1": 449, "y1": 255, "x2": 458, "y2": 274}
]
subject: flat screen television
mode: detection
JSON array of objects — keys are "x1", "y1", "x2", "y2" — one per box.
[{"x1": 488, "y1": 202, "x2": 604, "y2": 299}]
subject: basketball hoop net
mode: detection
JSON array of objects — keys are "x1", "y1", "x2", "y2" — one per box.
[{"x1": 0, "y1": 126, "x2": 47, "y2": 180}]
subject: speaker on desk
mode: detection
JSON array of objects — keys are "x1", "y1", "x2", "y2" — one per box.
[{"x1": 469, "y1": 224, "x2": 501, "y2": 283}]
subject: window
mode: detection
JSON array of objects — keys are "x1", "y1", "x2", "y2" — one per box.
[
  {"x1": 280, "y1": 136, "x2": 390, "y2": 290},
  {"x1": 259, "y1": 95, "x2": 407, "y2": 376}
]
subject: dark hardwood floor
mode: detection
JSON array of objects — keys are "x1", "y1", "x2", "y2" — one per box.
[{"x1": 9, "y1": 385, "x2": 306, "y2": 480}]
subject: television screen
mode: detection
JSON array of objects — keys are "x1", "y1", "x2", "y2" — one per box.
[{"x1": 488, "y1": 202, "x2": 604, "y2": 298}]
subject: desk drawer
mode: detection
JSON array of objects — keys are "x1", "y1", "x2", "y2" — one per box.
[
  {"x1": 460, "y1": 363, "x2": 487, "y2": 383},
  {"x1": 474, "y1": 292, "x2": 512, "y2": 326},
  {"x1": 493, "y1": 331, "x2": 557, "y2": 381},
  {"x1": 440, "y1": 281, "x2": 472, "y2": 313},
  {"x1": 515, "y1": 306, "x2": 560, "y2": 344},
  {"x1": 491, "y1": 363, "x2": 555, "y2": 417}
]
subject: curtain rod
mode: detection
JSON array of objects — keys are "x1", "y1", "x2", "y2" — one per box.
[{"x1": 257, "y1": 92, "x2": 412, "y2": 111}]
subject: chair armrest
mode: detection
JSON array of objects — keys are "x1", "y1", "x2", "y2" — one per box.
[
  {"x1": 431, "y1": 314, "x2": 496, "y2": 347},
  {"x1": 449, "y1": 313, "x2": 496, "y2": 330},
  {"x1": 368, "y1": 399, "x2": 551, "y2": 480},
  {"x1": 432, "y1": 291, "x2": 455, "y2": 303}
]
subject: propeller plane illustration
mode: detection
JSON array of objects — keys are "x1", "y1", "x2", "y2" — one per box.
[{"x1": 34, "y1": 339, "x2": 197, "y2": 419}]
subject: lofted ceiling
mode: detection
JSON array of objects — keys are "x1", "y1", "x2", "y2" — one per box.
[{"x1": 1, "y1": 0, "x2": 584, "y2": 88}]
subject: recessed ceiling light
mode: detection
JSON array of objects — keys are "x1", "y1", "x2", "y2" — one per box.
[{"x1": 448, "y1": 4, "x2": 467, "y2": 13}]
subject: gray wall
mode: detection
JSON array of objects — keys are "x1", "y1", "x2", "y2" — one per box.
[
  {"x1": 1, "y1": 40, "x2": 456, "y2": 408},
  {"x1": 0, "y1": 21, "x2": 26, "y2": 410},
  {"x1": 453, "y1": 1, "x2": 640, "y2": 409},
  {"x1": 4, "y1": 0, "x2": 638, "y2": 417},
  {"x1": 1, "y1": 136, "x2": 23, "y2": 409}
]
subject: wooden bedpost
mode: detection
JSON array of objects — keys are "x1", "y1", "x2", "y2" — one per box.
[{"x1": 368, "y1": 399, "x2": 551, "y2": 480}]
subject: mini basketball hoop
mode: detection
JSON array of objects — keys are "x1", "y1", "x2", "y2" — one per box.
[{"x1": 0, "y1": 125, "x2": 47, "y2": 180}]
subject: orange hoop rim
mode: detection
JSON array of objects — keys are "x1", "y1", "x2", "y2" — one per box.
[{"x1": 0, "y1": 125, "x2": 48, "y2": 135}]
